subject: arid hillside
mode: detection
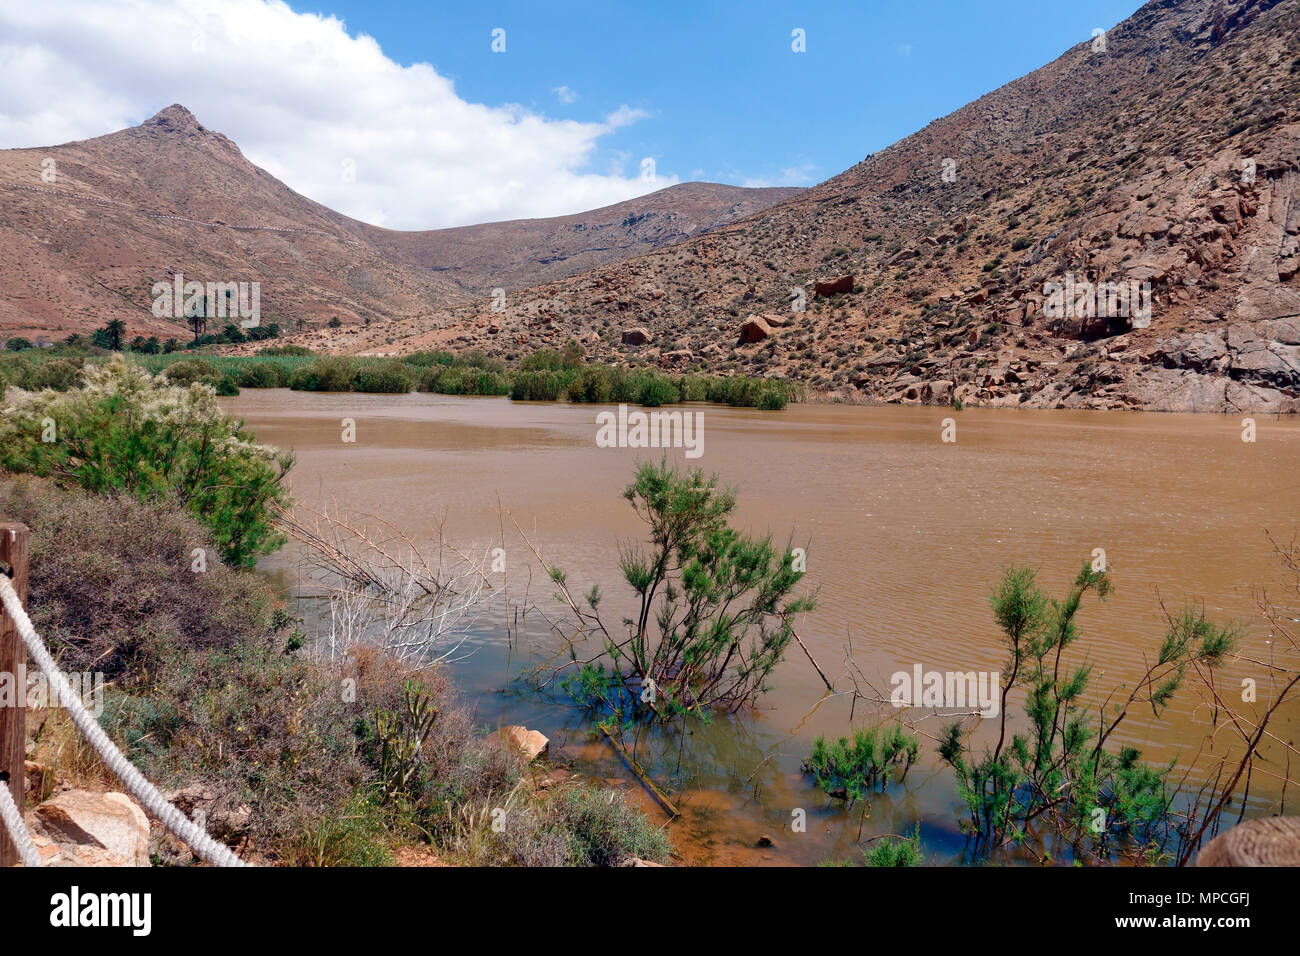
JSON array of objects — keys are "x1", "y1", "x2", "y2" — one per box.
[
  {"x1": 356, "y1": 182, "x2": 802, "y2": 295},
  {"x1": 325, "y1": 0, "x2": 1300, "y2": 413},
  {"x1": 0, "y1": 108, "x2": 796, "y2": 341}
]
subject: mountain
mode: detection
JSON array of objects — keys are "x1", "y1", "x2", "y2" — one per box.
[
  {"x1": 0, "y1": 106, "x2": 798, "y2": 340},
  {"x1": 330, "y1": 0, "x2": 1300, "y2": 413},
  {"x1": 354, "y1": 181, "x2": 801, "y2": 297}
]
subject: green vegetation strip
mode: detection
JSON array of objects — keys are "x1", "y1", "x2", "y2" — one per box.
[{"x1": 2, "y1": 342, "x2": 799, "y2": 409}]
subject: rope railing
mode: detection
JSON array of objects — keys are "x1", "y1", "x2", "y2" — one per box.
[
  {"x1": 0, "y1": 574, "x2": 248, "y2": 868},
  {"x1": 0, "y1": 778, "x2": 43, "y2": 868}
]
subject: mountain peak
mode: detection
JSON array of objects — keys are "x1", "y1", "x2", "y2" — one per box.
[{"x1": 143, "y1": 104, "x2": 206, "y2": 135}]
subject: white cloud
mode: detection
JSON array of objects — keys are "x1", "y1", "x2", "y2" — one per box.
[
  {"x1": 552, "y1": 85, "x2": 577, "y2": 104},
  {"x1": 0, "y1": 0, "x2": 677, "y2": 228}
]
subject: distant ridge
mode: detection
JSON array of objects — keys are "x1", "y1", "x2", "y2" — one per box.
[{"x1": 0, "y1": 104, "x2": 798, "y2": 338}]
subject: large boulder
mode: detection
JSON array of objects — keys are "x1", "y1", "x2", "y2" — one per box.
[
  {"x1": 814, "y1": 275, "x2": 854, "y2": 297},
  {"x1": 621, "y1": 328, "x2": 653, "y2": 346},
  {"x1": 29, "y1": 790, "x2": 150, "y2": 867},
  {"x1": 737, "y1": 317, "x2": 772, "y2": 344},
  {"x1": 922, "y1": 379, "x2": 955, "y2": 405}
]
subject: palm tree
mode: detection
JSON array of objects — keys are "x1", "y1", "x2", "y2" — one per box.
[
  {"x1": 103, "y1": 319, "x2": 127, "y2": 351},
  {"x1": 187, "y1": 309, "x2": 208, "y2": 343}
]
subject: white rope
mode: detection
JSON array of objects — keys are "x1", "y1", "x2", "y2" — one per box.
[
  {"x1": 0, "y1": 778, "x2": 43, "y2": 867},
  {"x1": 0, "y1": 575, "x2": 248, "y2": 867}
]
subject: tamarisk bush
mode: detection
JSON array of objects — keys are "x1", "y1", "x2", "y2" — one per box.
[
  {"x1": 0, "y1": 356, "x2": 292, "y2": 566},
  {"x1": 938, "y1": 561, "x2": 1234, "y2": 862},
  {"x1": 546, "y1": 458, "x2": 814, "y2": 719}
]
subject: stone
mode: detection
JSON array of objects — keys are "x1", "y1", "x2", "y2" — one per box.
[
  {"x1": 658, "y1": 349, "x2": 693, "y2": 369},
  {"x1": 499, "y1": 725, "x2": 549, "y2": 762},
  {"x1": 31, "y1": 790, "x2": 150, "y2": 867},
  {"x1": 1197, "y1": 817, "x2": 1300, "y2": 866},
  {"x1": 163, "y1": 784, "x2": 253, "y2": 839},
  {"x1": 923, "y1": 379, "x2": 955, "y2": 405},
  {"x1": 24, "y1": 760, "x2": 47, "y2": 801},
  {"x1": 814, "y1": 275, "x2": 855, "y2": 297},
  {"x1": 737, "y1": 317, "x2": 773, "y2": 344},
  {"x1": 621, "y1": 327, "x2": 653, "y2": 346}
]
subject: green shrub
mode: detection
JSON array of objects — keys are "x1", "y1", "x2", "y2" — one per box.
[
  {"x1": 161, "y1": 358, "x2": 223, "y2": 387},
  {"x1": 27, "y1": 357, "x2": 85, "y2": 391},
  {"x1": 0, "y1": 357, "x2": 292, "y2": 566},
  {"x1": 235, "y1": 362, "x2": 289, "y2": 388},
  {"x1": 354, "y1": 361, "x2": 415, "y2": 394},
  {"x1": 636, "y1": 375, "x2": 680, "y2": 407},
  {"x1": 281, "y1": 793, "x2": 395, "y2": 867},
  {"x1": 555, "y1": 787, "x2": 671, "y2": 865},
  {"x1": 565, "y1": 366, "x2": 613, "y2": 403},
  {"x1": 422, "y1": 365, "x2": 510, "y2": 396},
  {"x1": 864, "y1": 827, "x2": 924, "y2": 867},
  {"x1": 289, "y1": 356, "x2": 356, "y2": 392},
  {"x1": 510, "y1": 370, "x2": 570, "y2": 401},
  {"x1": 402, "y1": 350, "x2": 456, "y2": 369}
]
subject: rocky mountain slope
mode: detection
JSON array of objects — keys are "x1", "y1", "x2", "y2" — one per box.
[
  {"x1": 329, "y1": 0, "x2": 1300, "y2": 413},
  {"x1": 0, "y1": 107, "x2": 796, "y2": 340},
  {"x1": 356, "y1": 182, "x2": 801, "y2": 295}
]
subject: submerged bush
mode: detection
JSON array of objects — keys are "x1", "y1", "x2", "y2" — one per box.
[
  {"x1": 551, "y1": 458, "x2": 814, "y2": 720},
  {"x1": 864, "y1": 827, "x2": 924, "y2": 867},
  {"x1": 805, "y1": 724, "x2": 919, "y2": 802}
]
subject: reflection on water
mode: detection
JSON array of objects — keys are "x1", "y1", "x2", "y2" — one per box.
[{"x1": 226, "y1": 389, "x2": 1300, "y2": 865}]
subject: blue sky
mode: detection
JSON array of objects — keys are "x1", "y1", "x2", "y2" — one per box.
[{"x1": 298, "y1": 0, "x2": 1145, "y2": 188}]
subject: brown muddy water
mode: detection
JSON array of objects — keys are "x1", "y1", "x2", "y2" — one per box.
[{"x1": 222, "y1": 389, "x2": 1300, "y2": 865}]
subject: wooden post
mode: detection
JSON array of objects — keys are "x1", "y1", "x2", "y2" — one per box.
[{"x1": 0, "y1": 522, "x2": 29, "y2": 867}]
